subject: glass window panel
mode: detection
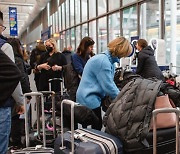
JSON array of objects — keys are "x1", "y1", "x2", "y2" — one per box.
[
  {"x1": 165, "y1": 0, "x2": 180, "y2": 73},
  {"x1": 140, "y1": 2, "x2": 159, "y2": 42},
  {"x1": 66, "y1": 29, "x2": 70, "y2": 47},
  {"x1": 75, "y1": 0, "x2": 81, "y2": 24},
  {"x1": 123, "y1": 6, "x2": 137, "y2": 40},
  {"x1": 75, "y1": 26, "x2": 81, "y2": 50},
  {"x1": 50, "y1": 15, "x2": 53, "y2": 35},
  {"x1": 82, "y1": 0, "x2": 87, "y2": 22},
  {"x1": 60, "y1": 31, "x2": 66, "y2": 51},
  {"x1": 108, "y1": 12, "x2": 120, "y2": 42},
  {"x1": 71, "y1": 28, "x2": 76, "y2": 52},
  {"x1": 58, "y1": 6, "x2": 62, "y2": 31},
  {"x1": 109, "y1": 0, "x2": 120, "y2": 11},
  {"x1": 98, "y1": 17, "x2": 107, "y2": 53},
  {"x1": 70, "y1": 0, "x2": 75, "y2": 26},
  {"x1": 98, "y1": 0, "x2": 107, "y2": 16},
  {"x1": 123, "y1": 0, "x2": 137, "y2": 6},
  {"x1": 89, "y1": 20, "x2": 97, "y2": 54},
  {"x1": 47, "y1": 3, "x2": 50, "y2": 26},
  {"x1": 53, "y1": 13, "x2": 56, "y2": 34},
  {"x1": 164, "y1": 0, "x2": 171, "y2": 65},
  {"x1": 62, "y1": 3, "x2": 65, "y2": 30},
  {"x1": 89, "y1": 0, "x2": 96, "y2": 19},
  {"x1": 82, "y1": 23, "x2": 88, "y2": 38},
  {"x1": 176, "y1": 2, "x2": 180, "y2": 73},
  {"x1": 55, "y1": 12, "x2": 58, "y2": 32},
  {"x1": 66, "y1": 0, "x2": 70, "y2": 28}
]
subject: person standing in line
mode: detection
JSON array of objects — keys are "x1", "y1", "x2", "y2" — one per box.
[
  {"x1": 62, "y1": 45, "x2": 74, "y2": 64},
  {"x1": 67, "y1": 37, "x2": 95, "y2": 101},
  {"x1": 72, "y1": 36, "x2": 95, "y2": 76},
  {"x1": 76, "y1": 37, "x2": 133, "y2": 130},
  {"x1": 36, "y1": 38, "x2": 67, "y2": 92},
  {"x1": 30, "y1": 40, "x2": 46, "y2": 91},
  {"x1": 8, "y1": 38, "x2": 32, "y2": 149},
  {"x1": 135, "y1": 39, "x2": 165, "y2": 81},
  {"x1": 0, "y1": 11, "x2": 24, "y2": 154}
]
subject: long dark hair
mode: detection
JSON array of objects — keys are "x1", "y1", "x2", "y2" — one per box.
[
  {"x1": 8, "y1": 38, "x2": 23, "y2": 57},
  {"x1": 77, "y1": 36, "x2": 95, "y2": 59}
]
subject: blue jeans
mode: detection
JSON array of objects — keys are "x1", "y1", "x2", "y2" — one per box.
[{"x1": 0, "y1": 107, "x2": 11, "y2": 154}]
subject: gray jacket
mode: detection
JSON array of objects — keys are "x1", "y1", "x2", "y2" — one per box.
[
  {"x1": 104, "y1": 78, "x2": 162, "y2": 152},
  {"x1": 1, "y1": 43, "x2": 24, "y2": 106}
]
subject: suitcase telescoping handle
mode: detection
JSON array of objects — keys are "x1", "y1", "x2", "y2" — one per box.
[
  {"x1": 153, "y1": 108, "x2": 180, "y2": 154},
  {"x1": 60, "y1": 99, "x2": 76, "y2": 154},
  {"x1": 24, "y1": 92, "x2": 46, "y2": 147},
  {"x1": 40, "y1": 91, "x2": 56, "y2": 139},
  {"x1": 48, "y1": 78, "x2": 63, "y2": 96}
]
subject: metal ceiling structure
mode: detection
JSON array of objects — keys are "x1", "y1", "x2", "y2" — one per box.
[{"x1": 0, "y1": 0, "x2": 37, "y2": 37}]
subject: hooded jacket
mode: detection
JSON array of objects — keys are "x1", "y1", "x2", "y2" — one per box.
[
  {"x1": 104, "y1": 78, "x2": 162, "y2": 152},
  {"x1": 136, "y1": 46, "x2": 164, "y2": 81}
]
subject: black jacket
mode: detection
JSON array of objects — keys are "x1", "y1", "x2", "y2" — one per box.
[
  {"x1": 104, "y1": 78, "x2": 162, "y2": 152},
  {"x1": 136, "y1": 46, "x2": 165, "y2": 81},
  {"x1": 14, "y1": 52, "x2": 31, "y2": 94},
  {"x1": 38, "y1": 52, "x2": 67, "y2": 92},
  {"x1": 0, "y1": 49, "x2": 21, "y2": 106}
]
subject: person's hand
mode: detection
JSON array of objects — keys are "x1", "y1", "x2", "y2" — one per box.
[
  {"x1": 38, "y1": 63, "x2": 51, "y2": 70},
  {"x1": 15, "y1": 105, "x2": 25, "y2": 114},
  {"x1": 52, "y1": 65, "x2": 62, "y2": 71}
]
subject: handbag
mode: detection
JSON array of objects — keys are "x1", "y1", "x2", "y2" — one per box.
[{"x1": 150, "y1": 94, "x2": 176, "y2": 129}]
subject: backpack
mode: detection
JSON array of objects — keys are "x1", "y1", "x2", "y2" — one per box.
[{"x1": 63, "y1": 63, "x2": 80, "y2": 101}]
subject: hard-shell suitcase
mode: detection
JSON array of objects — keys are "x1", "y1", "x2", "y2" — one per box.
[
  {"x1": 54, "y1": 99, "x2": 123, "y2": 154},
  {"x1": 128, "y1": 108, "x2": 180, "y2": 154},
  {"x1": 11, "y1": 145, "x2": 54, "y2": 154},
  {"x1": 12, "y1": 92, "x2": 55, "y2": 153}
]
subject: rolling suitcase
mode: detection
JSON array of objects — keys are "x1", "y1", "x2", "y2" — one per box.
[
  {"x1": 12, "y1": 92, "x2": 54, "y2": 153},
  {"x1": 54, "y1": 99, "x2": 123, "y2": 154},
  {"x1": 128, "y1": 108, "x2": 180, "y2": 154}
]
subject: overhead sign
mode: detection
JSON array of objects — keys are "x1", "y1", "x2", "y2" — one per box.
[
  {"x1": 41, "y1": 26, "x2": 51, "y2": 41},
  {"x1": 9, "y1": 7, "x2": 18, "y2": 36}
]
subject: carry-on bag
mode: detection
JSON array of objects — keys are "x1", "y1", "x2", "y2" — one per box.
[
  {"x1": 11, "y1": 145, "x2": 54, "y2": 154},
  {"x1": 12, "y1": 92, "x2": 54, "y2": 153},
  {"x1": 54, "y1": 99, "x2": 123, "y2": 154},
  {"x1": 152, "y1": 108, "x2": 180, "y2": 154},
  {"x1": 48, "y1": 78, "x2": 64, "y2": 95},
  {"x1": 128, "y1": 108, "x2": 180, "y2": 154}
]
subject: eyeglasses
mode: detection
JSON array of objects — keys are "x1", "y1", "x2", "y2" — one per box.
[{"x1": 0, "y1": 25, "x2": 6, "y2": 31}]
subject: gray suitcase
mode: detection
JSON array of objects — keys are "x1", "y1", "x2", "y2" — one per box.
[{"x1": 12, "y1": 92, "x2": 55, "y2": 153}]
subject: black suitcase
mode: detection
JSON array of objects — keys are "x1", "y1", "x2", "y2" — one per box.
[
  {"x1": 54, "y1": 99, "x2": 123, "y2": 154},
  {"x1": 128, "y1": 108, "x2": 180, "y2": 154}
]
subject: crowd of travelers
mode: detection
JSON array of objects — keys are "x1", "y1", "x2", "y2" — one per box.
[{"x1": 1, "y1": 10, "x2": 180, "y2": 154}]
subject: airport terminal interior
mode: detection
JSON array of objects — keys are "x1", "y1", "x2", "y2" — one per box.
[
  {"x1": 0, "y1": 0, "x2": 180, "y2": 73},
  {"x1": 1, "y1": 0, "x2": 180, "y2": 153}
]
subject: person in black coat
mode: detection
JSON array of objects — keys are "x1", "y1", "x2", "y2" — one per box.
[
  {"x1": 36, "y1": 38, "x2": 67, "y2": 92},
  {"x1": 30, "y1": 40, "x2": 46, "y2": 91},
  {"x1": 136, "y1": 39, "x2": 165, "y2": 81}
]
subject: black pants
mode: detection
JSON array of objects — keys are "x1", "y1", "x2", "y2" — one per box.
[
  {"x1": 10, "y1": 115, "x2": 25, "y2": 147},
  {"x1": 91, "y1": 107, "x2": 102, "y2": 131}
]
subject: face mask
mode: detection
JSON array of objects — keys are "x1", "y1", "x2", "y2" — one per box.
[{"x1": 46, "y1": 46, "x2": 53, "y2": 53}]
